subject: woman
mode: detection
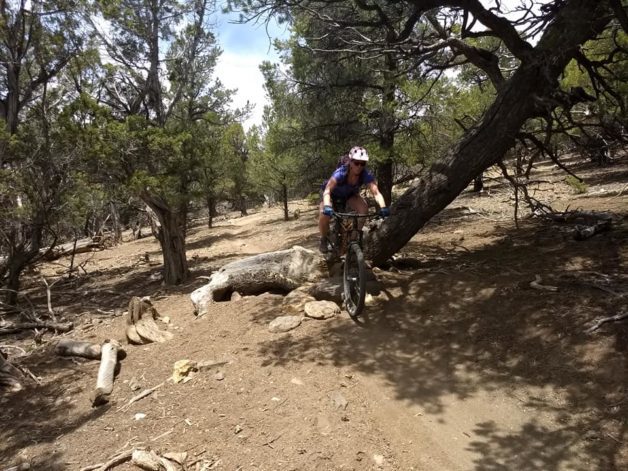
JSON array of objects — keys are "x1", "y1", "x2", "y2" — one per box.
[{"x1": 318, "y1": 146, "x2": 389, "y2": 253}]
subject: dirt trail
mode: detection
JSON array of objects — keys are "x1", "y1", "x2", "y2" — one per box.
[{"x1": 1, "y1": 155, "x2": 627, "y2": 470}]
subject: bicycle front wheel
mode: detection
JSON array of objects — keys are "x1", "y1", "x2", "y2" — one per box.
[{"x1": 343, "y1": 243, "x2": 366, "y2": 318}]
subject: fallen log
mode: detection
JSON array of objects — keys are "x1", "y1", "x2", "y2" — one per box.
[
  {"x1": 41, "y1": 237, "x2": 105, "y2": 261},
  {"x1": 54, "y1": 339, "x2": 126, "y2": 360},
  {"x1": 191, "y1": 246, "x2": 326, "y2": 316},
  {"x1": 91, "y1": 340, "x2": 120, "y2": 407},
  {"x1": 0, "y1": 321, "x2": 73, "y2": 336}
]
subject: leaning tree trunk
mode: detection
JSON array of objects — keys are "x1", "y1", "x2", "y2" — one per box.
[
  {"x1": 366, "y1": 0, "x2": 612, "y2": 265},
  {"x1": 141, "y1": 193, "x2": 189, "y2": 285}
]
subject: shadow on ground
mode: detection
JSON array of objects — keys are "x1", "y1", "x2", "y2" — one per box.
[{"x1": 254, "y1": 217, "x2": 627, "y2": 470}]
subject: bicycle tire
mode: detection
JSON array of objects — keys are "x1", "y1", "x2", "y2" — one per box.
[{"x1": 343, "y1": 243, "x2": 366, "y2": 318}]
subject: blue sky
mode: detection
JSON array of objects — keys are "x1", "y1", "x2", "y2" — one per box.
[{"x1": 215, "y1": 10, "x2": 289, "y2": 129}]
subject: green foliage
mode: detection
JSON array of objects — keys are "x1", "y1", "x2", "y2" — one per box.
[{"x1": 565, "y1": 176, "x2": 588, "y2": 194}]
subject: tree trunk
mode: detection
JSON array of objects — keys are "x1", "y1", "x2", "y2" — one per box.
[
  {"x1": 109, "y1": 201, "x2": 122, "y2": 243},
  {"x1": 206, "y1": 195, "x2": 217, "y2": 228},
  {"x1": 376, "y1": 160, "x2": 393, "y2": 206},
  {"x1": 141, "y1": 193, "x2": 189, "y2": 285},
  {"x1": 473, "y1": 173, "x2": 484, "y2": 192},
  {"x1": 376, "y1": 51, "x2": 397, "y2": 207},
  {"x1": 366, "y1": 1, "x2": 612, "y2": 265},
  {"x1": 239, "y1": 195, "x2": 248, "y2": 216},
  {"x1": 282, "y1": 184, "x2": 289, "y2": 221}
]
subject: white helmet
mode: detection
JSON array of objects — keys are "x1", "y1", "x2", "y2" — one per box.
[{"x1": 349, "y1": 146, "x2": 369, "y2": 162}]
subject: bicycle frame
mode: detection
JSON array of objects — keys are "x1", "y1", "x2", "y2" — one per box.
[{"x1": 327, "y1": 210, "x2": 379, "y2": 259}]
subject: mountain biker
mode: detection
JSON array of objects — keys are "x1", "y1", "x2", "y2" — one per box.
[{"x1": 318, "y1": 146, "x2": 390, "y2": 253}]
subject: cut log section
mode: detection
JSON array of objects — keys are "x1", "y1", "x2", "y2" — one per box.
[
  {"x1": 91, "y1": 340, "x2": 120, "y2": 407},
  {"x1": 125, "y1": 297, "x2": 173, "y2": 345},
  {"x1": 54, "y1": 339, "x2": 126, "y2": 360}
]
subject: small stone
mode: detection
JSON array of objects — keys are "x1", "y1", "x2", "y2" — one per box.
[
  {"x1": 329, "y1": 390, "x2": 348, "y2": 410},
  {"x1": 134, "y1": 413, "x2": 146, "y2": 421},
  {"x1": 304, "y1": 300, "x2": 340, "y2": 319},
  {"x1": 268, "y1": 316, "x2": 302, "y2": 333},
  {"x1": 214, "y1": 371, "x2": 225, "y2": 381},
  {"x1": 373, "y1": 454, "x2": 385, "y2": 466},
  {"x1": 231, "y1": 291, "x2": 242, "y2": 301},
  {"x1": 291, "y1": 377, "x2": 304, "y2": 386},
  {"x1": 235, "y1": 424, "x2": 243, "y2": 434},
  {"x1": 129, "y1": 377, "x2": 141, "y2": 391}
]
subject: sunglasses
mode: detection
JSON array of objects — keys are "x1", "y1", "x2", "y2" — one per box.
[{"x1": 351, "y1": 160, "x2": 366, "y2": 167}]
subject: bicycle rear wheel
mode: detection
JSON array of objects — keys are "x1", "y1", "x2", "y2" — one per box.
[{"x1": 343, "y1": 243, "x2": 366, "y2": 318}]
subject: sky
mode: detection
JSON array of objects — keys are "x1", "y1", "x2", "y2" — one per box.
[{"x1": 214, "y1": 10, "x2": 289, "y2": 130}]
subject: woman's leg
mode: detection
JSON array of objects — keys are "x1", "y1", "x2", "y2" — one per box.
[{"x1": 318, "y1": 201, "x2": 331, "y2": 238}]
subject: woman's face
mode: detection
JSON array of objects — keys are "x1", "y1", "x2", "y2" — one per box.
[{"x1": 350, "y1": 159, "x2": 366, "y2": 174}]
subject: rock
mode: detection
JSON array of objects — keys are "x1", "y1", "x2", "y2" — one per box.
[
  {"x1": 282, "y1": 289, "x2": 316, "y2": 314},
  {"x1": 214, "y1": 371, "x2": 224, "y2": 381},
  {"x1": 268, "y1": 316, "x2": 302, "y2": 333},
  {"x1": 304, "y1": 300, "x2": 340, "y2": 319},
  {"x1": 373, "y1": 454, "x2": 385, "y2": 466},
  {"x1": 191, "y1": 246, "x2": 326, "y2": 315},
  {"x1": 172, "y1": 359, "x2": 197, "y2": 383},
  {"x1": 134, "y1": 413, "x2": 146, "y2": 420},
  {"x1": 231, "y1": 291, "x2": 242, "y2": 301},
  {"x1": 129, "y1": 377, "x2": 141, "y2": 391},
  {"x1": 329, "y1": 390, "x2": 348, "y2": 410},
  {"x1": 305, "y1": 277, "x2": 343, "y2": 303}
]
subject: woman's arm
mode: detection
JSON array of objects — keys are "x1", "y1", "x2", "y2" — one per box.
[
  {"x1": 368, "y1": 182, "x2": 387, "y2": 209},
  {"x1": 323, "y1": 178, "x2": 337, "y2": 207}
]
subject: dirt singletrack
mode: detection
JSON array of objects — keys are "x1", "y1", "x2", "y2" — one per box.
[{"x1": 1, "y1": 154, "x2": 627, "y2": 470}]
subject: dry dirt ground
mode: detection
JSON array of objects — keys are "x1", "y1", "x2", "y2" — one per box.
[{"x1": 1, "y1": 154, "x2": 627, "y2": 471}]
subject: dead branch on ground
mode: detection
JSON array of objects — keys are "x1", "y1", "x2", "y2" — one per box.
[
  {"x1": 0, "y1": 321, "x2": 73, "y2": 336},
  {"x1": 587, "y1": 312, "x2": 628, "y2": 333}
]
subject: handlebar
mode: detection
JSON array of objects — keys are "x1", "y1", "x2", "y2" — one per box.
[{"x1": 331, "y1": 211, "x2": 381, "y2": 218}]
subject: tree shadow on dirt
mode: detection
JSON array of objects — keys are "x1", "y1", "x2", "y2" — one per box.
[
  {"x1": 255, "y1": 218, "x2": 627, "y2": 470},
  {"x1": 0, "y1": 351, "x2": 110, "y2": 468}
]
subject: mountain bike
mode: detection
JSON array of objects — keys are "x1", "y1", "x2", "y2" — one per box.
[{"x1": 325, "y1": 209, "x2": 380, "y2": 319}]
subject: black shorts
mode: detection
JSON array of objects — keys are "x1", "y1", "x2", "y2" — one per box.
[{"x1": 320, "y1": 192, "x2": 351, "y2": 211}]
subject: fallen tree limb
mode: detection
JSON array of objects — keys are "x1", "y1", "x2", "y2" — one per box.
[
  {"x1": 0, "y1": 321, "x2": 73, "y2": 336},
  {"x1": 91, "y1": 340, "x2": 121, "y2": 407},
  {"x1": 41, "y1": 237, "x2": 105, "y2": 262},
  {"x1": 530, "y1": 275, "x2": 558, "y2": 292},
  {"x1": 118, "y1": 382, "x2": 164, "y2": 411},
  {"x1": 587, "y1": 312, "x2": 628, "y2": 333},
  {"x1": 573, "y1": 220, "x2": 612, "y2": 241},
  {"x1": 79, "y1": 449, "x2": 133, "y2": 471}
]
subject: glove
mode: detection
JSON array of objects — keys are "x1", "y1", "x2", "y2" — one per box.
[
  {"x1": 322, "y1": 205, "x2": 333, "y2": 216},
  {"x1": 379, "y1": 207, "x2": 390, "y2": 218}
]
